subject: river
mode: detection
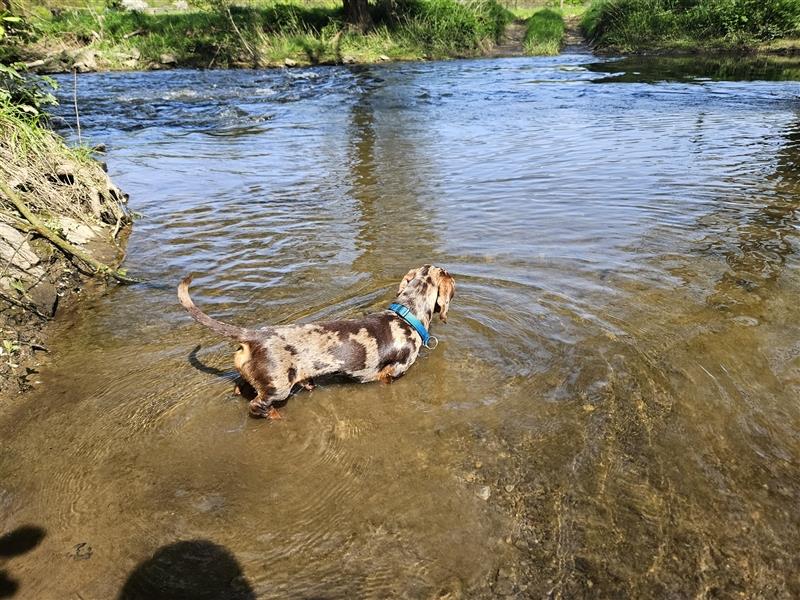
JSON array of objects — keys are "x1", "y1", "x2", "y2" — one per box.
[{"x1": 1, "y1": 53, "x2": 799, "y2": 598}]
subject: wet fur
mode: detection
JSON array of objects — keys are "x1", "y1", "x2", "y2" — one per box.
[{"x1": 178, "y1": 265, "x2": 455, "y2": 418}]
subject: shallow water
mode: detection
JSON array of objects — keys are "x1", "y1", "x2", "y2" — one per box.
[{"x1": 1, "y1": 54, "x2": 800, "y2": 598}]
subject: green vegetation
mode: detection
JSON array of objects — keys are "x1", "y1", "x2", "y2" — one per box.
[
  {"x1": 582, "y1": 0, "x2": 800, "y2": 52},
  {"x1": 10, "y1": 0, "x2": 512, "y2": 71},
  {"x1": 507, "y1": 1, "x2": 585, "y2": 21},
  {"x1": 523, "y1": 7, "x2": 564, "y2": 55}
]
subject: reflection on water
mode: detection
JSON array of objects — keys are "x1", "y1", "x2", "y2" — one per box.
[
  {"x1": 0, "y1": 55, "x2": 799, "y2": 597},
  {"x1": 588, "y1": 54, "x2": 800, "y2": 83}
]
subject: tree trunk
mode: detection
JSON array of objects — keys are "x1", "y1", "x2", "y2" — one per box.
[{"x1": 343, "y1": 0, "x2": 372, "y2": 31}]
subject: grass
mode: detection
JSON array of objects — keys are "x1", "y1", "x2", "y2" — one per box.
[
  {"x1": 582, "y1": 0, "x2": 800, "y2": 53},
  {"x1": 507, "y1": 1, "x2": 586, "y2": 20},
  {"x1": 15, "y1": 0, "x2": 513, "y2": 69},
  {"x1": 523, "y1": 7, "x2": 564, "y2": 55}
]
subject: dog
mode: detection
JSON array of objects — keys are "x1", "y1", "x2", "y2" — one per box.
[{"x1": 178, "y1": 265, "x2": 455, "y2": 418}]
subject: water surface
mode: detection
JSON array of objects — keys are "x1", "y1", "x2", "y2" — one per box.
[{"x1": 1, "y1": 54, "x2": 800, "y2": 597}]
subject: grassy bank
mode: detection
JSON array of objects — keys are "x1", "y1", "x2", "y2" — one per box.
[
  {"x1": 582, "y1": 0, "x2": 800, "y2": 53},
  {"x1": 523, "y1": 8, "x2": 564, "y2": 55},
  {"x1": 13, "y1": 0, "x2": 512, "y2": 72}
]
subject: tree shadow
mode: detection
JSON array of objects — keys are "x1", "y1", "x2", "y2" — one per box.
[
  {"x1": 0, "y1": 525, "x2": 46, "y2": 599},
  {"x1": 704, "y1": 116, "x2": 800, "y2": 314},
  {"x1": 117, "y1": 540, "x2": 255, "y2": 600}
]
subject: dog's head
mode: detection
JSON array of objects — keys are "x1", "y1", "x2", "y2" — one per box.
[{"x1": 397, "y1": 265, "x2": 456, "y2": 322}]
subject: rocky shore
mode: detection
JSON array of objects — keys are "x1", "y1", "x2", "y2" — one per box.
[{"x1": 0, "y1": 114, "x2": 131, "y2": 396}]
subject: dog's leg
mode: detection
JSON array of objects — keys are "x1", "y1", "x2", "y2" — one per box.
[
  {"x1": 248, "y1": 394, "x2": 273, "y2": 418},
  {"x1": 300, "y1": 378, "x2": 315, "y2": 391},
  {"x1": 248, "y1": 376, "x2": 293, "y2": 419},
  {"x1": 378, "y1": 364, "x2": 399, "y2": 385},
  {"x1": 249, "y1": 395, "x2": 285, "y2": 420}
]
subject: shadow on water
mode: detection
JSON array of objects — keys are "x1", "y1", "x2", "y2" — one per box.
[
  {"x1": 587, "y1": 54, "x2": 800, "y2": 83},
  {"x1": 0, "y1": 526, "x2": 46, "y2": 599},
  {"x1": 117, "y1": 540, "x2": 255, "y2": 600},
  {"x1": 188, "y1": 344, "x2": 231, "y2": 378}
]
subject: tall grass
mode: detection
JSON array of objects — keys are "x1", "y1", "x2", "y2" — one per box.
[
  {"x1": 31, "y1": 0, "x2": 512, "y2": 68},
  {"x1": 396, "y1": 0, "x2": 512, "y2": 54},
  {"x1": 583, "y1": 0, "x2": 800, "y2": 51},
  {"x1": 523, "y1": 7, "x2": 564, "y2": 55}
]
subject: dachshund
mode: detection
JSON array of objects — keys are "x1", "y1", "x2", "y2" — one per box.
[{"x1": 178, "y1": 265, "x2": 455, "y2": 418}]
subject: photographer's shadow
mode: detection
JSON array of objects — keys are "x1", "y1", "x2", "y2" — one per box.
[
  {"x1": 118, "y1": 539, "x2": 255, "y2": 600},
  {"x1": 0, "y1": 525, "x2": 46, "y2": 599}
]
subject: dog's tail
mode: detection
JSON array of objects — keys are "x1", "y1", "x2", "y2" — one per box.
[{"x1": 178, "y1": 275, "x2": 252, "y2": 341}]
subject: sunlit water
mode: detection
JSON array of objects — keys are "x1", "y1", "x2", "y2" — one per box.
[{"x1": 1, "y1": 54, "x2": 800, "y2": 598}]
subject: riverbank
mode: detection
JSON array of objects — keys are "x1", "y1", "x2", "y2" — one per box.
[
  {"x1": 12, "y1": 0, "x2": 512, "y2": 73},
  {"x1": 582, "y1": 0, "x2": 800, "y2": 55},
  {"x1": 7, "y1": 0, "x2": 800, "y2": 74},
  {"x1": 0, "y1": 96, "x2": 131, "y2": 396}
]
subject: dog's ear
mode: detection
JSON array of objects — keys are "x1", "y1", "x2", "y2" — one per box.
[
  {"x1": 436, "y1": 269, "x2": 455, "y2": 322},
  {"x1": 397, "y1": 268, "x2": 417, "y2": 296}
]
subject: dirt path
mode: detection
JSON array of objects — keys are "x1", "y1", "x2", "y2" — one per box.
[
  {"x1": 489, "y1": 15, "x2": 591, "y2": 58},
  {"x1": 488, "y1": 19, "x2": 527, "y2": 57},
  {"x1": 563, "y1": 15, "x2": 592, "y2": 53}
]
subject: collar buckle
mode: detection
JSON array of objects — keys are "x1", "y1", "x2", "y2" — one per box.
[{"x1": 388, "y1": 302, "x2": 437, "y2": 350}]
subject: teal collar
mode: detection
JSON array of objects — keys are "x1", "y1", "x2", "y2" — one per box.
[{"x1": 389, "y1": 303, "x2": 438, "y2": 349}]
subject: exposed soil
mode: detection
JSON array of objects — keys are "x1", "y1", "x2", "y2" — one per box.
[
  {"x1": 488, "y1": 19, "x2": 527, "y2": 57},
  {"x1": 1, "y1": 261, "x2": 100, "y2": 395},
  {"x1": 563, "y1": 16, "x2": 591, "y2": 53}
]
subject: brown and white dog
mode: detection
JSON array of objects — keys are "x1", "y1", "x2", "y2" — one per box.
[{"x1": 178, "y1": 265, "x2": 455, "y2": 418}]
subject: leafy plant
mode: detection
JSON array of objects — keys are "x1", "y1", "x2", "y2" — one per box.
[{"x1": 0, "y1": 11, "x2": 58, "y2": 119}]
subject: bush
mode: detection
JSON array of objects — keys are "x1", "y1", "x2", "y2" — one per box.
[
  {"x1": 1, "y1": 11, "x2": 57, "y2": 119},
  {"x1": 582, "y1": 0, "x2": 800, "y2": 50}
]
